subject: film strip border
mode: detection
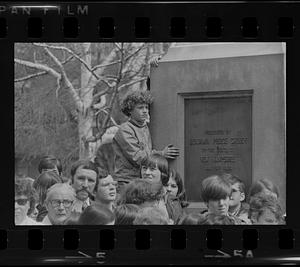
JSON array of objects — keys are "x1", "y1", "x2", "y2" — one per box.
[
  {"x1": 0, "y1": 16, "x2": 295, "y2": 39},
  {"x1": 2, "y1": 2, "x2": 300, "y2": 264},
  {"x1": 0, "y1": 228, "x2": 298, "y2": 249},
  {"x1": 0, "y1": 3, "x2": 299, "y2": 40},
  {"x1": 0, "y1": 228, "x2": 300, "y2": 264}
]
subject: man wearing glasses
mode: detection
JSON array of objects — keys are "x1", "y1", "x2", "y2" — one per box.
[
  {"x1": 94, "y1": 171, "x2": 117, "y2": 212},
  {"x1": 42, "y1": 183, "x2": 76, "y2": 225}
]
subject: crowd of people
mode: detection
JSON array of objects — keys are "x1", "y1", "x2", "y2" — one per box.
[{"x1": 15, "y1": 91, "x2": 285, "y2": 225}]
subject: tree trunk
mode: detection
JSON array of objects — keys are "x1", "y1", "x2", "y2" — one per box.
[{"x1": 78, "y1": 43, "x2": 95, "y2": 160}]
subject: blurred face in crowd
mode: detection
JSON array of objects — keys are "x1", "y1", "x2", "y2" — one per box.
[
  {"x1": 263, "y1": 189, "x2": 278, "y2": 199},
  {"x1": 96, "y1": 175, "x2": 117, "y2": 204},
  {"x1": 72, "y1": 167, "x2": 97, "y2": 201},
  {"x1": 41, "y1": 167, "x2": 59, "y2": 176},
  {"x1": 130, "y1": 103, "x2": 149, "y2": 124},
  {"x1": 207, "y1": 196, "x2": 230, "y2": 216},
  {"x1": 143, "y1": 199, "x2": 173, "y2": 224},
  {"x1": 29, "y1": 203, "x2": 39, "y2": 220},
  {"x1": 165, "y1": 176, "x2": 178, "y2": 197},
  {"x1": 251, "y1": 208, "x2": 278, "y2": 225},
  {"x1": 229, "y1": 183, "x2": 245, "y2": 208},
  {"x1": 46, "y1": 190, "x2": 75, "y2": 225},
  {"x1": 141, "y1": 164, "x2": 161, "y2": 183},
  {"x1": 15, "y1": 195, "x2": 30, "y2": 225}
]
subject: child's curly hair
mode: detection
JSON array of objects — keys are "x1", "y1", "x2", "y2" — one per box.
[{"x1": 121, "y1": 90, "x2": 153, "y2": 117}]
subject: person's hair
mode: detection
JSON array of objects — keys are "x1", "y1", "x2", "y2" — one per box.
[
  {"x1": 70, "y1": 159, "x2": 99, "y2": 192},
  {"x1": 94, "y1": 169, "x2": 111, "y2": 193},
  {"x1": 141, "y1": 153, "x2": 169, "y2": 183},
  {"x1": 133, "y1": 207, "x2": 169, "y2": 225},
  {"x1": 119, "y1": 179, "x2": 164, "y2": 205},
  {"x1": 15, "y1": 178, "x2": 37, "y2": 215},
  {"x1": 201, "y1": 174, "x2": 231, "y2": 203},
  {"x1": 33, "y1": 171, "x2": 62, "y2": 206},
  {"x1": 249, "y1": 193, "x2": 283, "y2": 223},
  {"x1": 45, "y1": 183, "x2": 76, "y2": 204},
  {"x1": 164, "y1": 169, "x2": 188, "y2": 207},
  {"x1": 38, "y1": 155, "x2": 63, "y2": 175},
  {"x1": 222, "y1": 173, "x2": 246, "y2": 194},
  {"x1": 121, "y1": 90, "x2": 153, "y2": 117},
  {"x1": 249, "y1": 179, "x2": 280, "y2": 199},
  {"x1": 78, "y1": 204, "x2": 115, "y2": 225},
  {"x1": 178, "y1": 213, "x2": 205, "y2": 225},
  {"x1": 70, "y1": 159, "x2": 99, "y2": 178},
  {"x1": 115, "y1": 204, "x2": 140, "y2": 225}
]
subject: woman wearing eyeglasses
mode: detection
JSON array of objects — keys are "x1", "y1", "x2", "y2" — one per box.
[{"x1": 15, "y1": 178, "x2": 42, "y2": 225}]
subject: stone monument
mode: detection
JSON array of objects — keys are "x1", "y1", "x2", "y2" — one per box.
[{"x1": 150, "y1": 42, "x2": 286, "y2": 212}]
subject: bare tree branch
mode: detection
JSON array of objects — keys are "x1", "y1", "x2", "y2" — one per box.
[
  {"x1": 124, "y1": 43, "x2": 147, "y2": 62},
  {"x1": 105, "y1": 75, "x2": 118, "y2": 81},
  {"x1": 92, "y1": 59, "x2": 121, "y2": 71},
  {"x1": 87, "y1": 46, "x2": 119, "y2": 88},
  {"x1": 95, "y1": 108, "x2": 119, "y2": 127},
  {"x1": 92, "y1": 87, "x2": 112, "y2": 102},
  {"x1": 15, "y1": 71, "x2": 47, "y2": 83},
  {"x1": 117, "y1": 77, "x2": 148, "y2": 92},
  {"x1": 32, "y1": 43, "x2": 100, "y2": 80},
  {"x1": 122, "y1": 62, "x2": 145, "y2": 81},
  {"x1": 42, "y1": 46, "x2": 83, "y2": 112},
  {"x1": 85, "y1": 44, "x2": 125, "y2": 144},
  {"x1": 15, "y1": 58, "x2": 61, "y2": 79},
  {"x1": 78, "y1": 78, "x2": 115, "y2": 102},
  {"x1": 98, "y1": 79, "x2": 115, "y2": 89},
  {"x1": 114, "y1": 43, "x2": 122, "y2": 52},
  {"x1": 15, "y1": 55, "x2": 74, "y2": 83}
]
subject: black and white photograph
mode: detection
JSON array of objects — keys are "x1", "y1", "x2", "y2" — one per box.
[{"x1": 14, "y1": 42, "x2": 286, "y2": 226}]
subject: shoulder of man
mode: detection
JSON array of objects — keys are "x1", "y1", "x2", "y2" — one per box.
[{"x1": 113, "y1": 121, "x2": 136, "y2": 139}]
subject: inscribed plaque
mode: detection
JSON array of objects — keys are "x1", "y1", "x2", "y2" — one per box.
[{"x1": 185, "y1": 95, "x2": 252, "y2": 202}]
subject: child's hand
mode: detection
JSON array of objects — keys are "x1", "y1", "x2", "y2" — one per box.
[{"x1": 162, "y1": 144, "x2": 180, "y2": 159}]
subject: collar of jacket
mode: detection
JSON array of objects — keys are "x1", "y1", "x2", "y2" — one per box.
[{"x1": 129, "y1": 118, "x2": 147, "y2": 128}]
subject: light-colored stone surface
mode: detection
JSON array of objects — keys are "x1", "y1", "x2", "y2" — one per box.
[{"x1": 150, "y1": 43, "x2": 286, "y2": 213}]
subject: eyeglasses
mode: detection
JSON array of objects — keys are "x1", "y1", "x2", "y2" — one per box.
[
  {"x1": 50, "y1": 199, "x2": 73, "y2": 208},
  {"x1": 15, "y1": 198, "x2": 29, "y2": 206}
]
